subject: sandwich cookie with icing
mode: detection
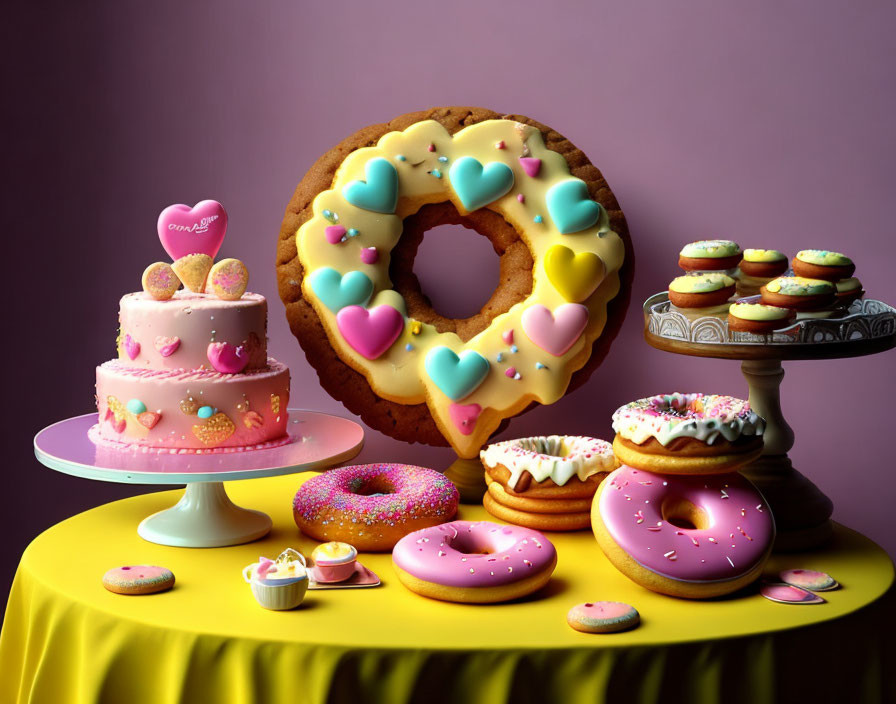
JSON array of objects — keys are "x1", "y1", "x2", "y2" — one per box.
[
  {"x1": 727, "y1": 302, "x2": 795, "y2": 334},
  {"x1": 278, "y1": 107, "x2": 632, "y2": 464},
  {"x1": 678, "y1": 240, "x2": 743, "y2": 272},
  {"x1": 735, "y1": 248, "x2": 788, "y2": 297},
  {"x1": 481, "y1": 435, "x2": 617, "y2": 531},
  {"x1": 760, "y1": 276, "x2": 836, "y2": 313},
  {"x1": 611, "y1": 393, "x2": 765, "y2": 474},
  {"x1": 791, "y1": 250, "x2": 855, "y2": 282},
  {"x1": 667, "y1": 273, "x2": 736, "y2": 317}
]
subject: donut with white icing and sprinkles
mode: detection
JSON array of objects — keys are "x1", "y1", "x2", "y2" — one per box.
[
  {"x1": 481, "y1": 435, "x2": 617, "y2": 531},
  {"x1": 612, "y1": 393, "x2": 765, "y2": 474},
  {"x1": 392, "y1": 520, "x2": 557, "y2": 603},
  {"x1": 592, "y1": 465, "x2": 774, "y2": 598},
  {"x1": 278, "y1": 107, "x2": 631, "y2": 459},
  {"x1": 292, "y1": 464, "x2": 459, "y2": 552}
]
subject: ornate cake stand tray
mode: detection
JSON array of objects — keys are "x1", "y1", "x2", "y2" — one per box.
[
  {"x1": 643, "y1": 294, "x2": 896, "y2": 550},
  {"x1": 34, "y1": 409, "x2": 364, "y2": 548}
]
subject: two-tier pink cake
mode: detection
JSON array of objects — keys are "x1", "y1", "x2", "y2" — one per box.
[{"x1": 90, "y1": 200, "x2": 291, "y2": 452}]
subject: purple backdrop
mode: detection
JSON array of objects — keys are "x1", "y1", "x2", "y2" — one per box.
[{"x1": 5, "y1": 1, "x2": 895, "y2": 600}]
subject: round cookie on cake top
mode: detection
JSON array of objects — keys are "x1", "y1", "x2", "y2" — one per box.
[{"x1": 91, "y1": 200, "x2": 291, "y2": 453}]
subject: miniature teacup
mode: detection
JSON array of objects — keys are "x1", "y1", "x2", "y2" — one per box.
[
  {"x1": 243, "y1": 549, "x2": 309, "y2": 610},
  {"x1": 311, "y1": 541, "x2": 358, "y2": 583}
]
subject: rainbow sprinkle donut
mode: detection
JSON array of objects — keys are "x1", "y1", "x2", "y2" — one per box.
[
  {"x1": 292, "y1": 463, "x2": 459, "y2": 551},
  {"x1": 612, "y1": 392, "x2": 765, "y2": 474}
]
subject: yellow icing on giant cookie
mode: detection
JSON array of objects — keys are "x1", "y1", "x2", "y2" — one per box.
[{"x1": 295, "y1": 120, "x2": 625, "y2": 457}]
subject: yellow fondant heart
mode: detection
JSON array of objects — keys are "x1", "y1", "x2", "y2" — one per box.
[
  {"x1": 192, "y1": 412, "x2": 236, "y2": 446},
  {"x1": 172, "y1": 254, "x2": 213, "y2": 293},
  {"x1": 543, "y1": 245, "x2": 605, "y2": 303}
]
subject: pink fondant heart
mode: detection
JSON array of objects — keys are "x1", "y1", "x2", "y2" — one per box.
[
  {"x1": 501, "y1": 329, "x2": 514, "y2": 344},
  {"x1": 360, "y1": 246, "x2": 379, "y2": 264},
  {"x1": 123, "y1": 334, "x2": 140, "y2": 360},
  {"x1": 521, "y1": 303, "x2": 589, "y2": 357},
  {"x1": 519, "y1": 157, "x2": 542, "y2": 177},
  {"x1": 325, "y1": 225, "x2": 347, "y2": 244},
  {"x1": 449, "y1": 402, "x2": 481, "y2": 436},
  {"x1": 207, "y1": 342, "x2": 249, "y2": 374},
  {"x1": 157, "y1": 200, "x2": 227, "y2": 260},
  {"x1": 336, "y1": 305, "x2": 404, "y2": 360},
  {"x1": 154, "y1": 336, "x2": 180, "y2": 357}
]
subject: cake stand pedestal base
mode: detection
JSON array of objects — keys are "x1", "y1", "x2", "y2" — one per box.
[
  {"x1": 137, "y1": 482, "x2": 272, "y2": 548},
  {"x1": 444, "y1": 456, "x2": 487, "y2": 504}
]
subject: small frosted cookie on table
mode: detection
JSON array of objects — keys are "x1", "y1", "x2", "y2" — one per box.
[
  {"x1": 566, "y1": 601, "x2": 640, "y2": 633},
  {"x1": 611, "y1": 392, "x2": 765, "y2": 474},
  {"x1": 678, "y1": 240, "x2": 742, "y2": 272},
  {"x1": 834, "y1": 277, "x2": 863, "y2": 306},
  {"x1": 728, "y1": 302, "x2": 794, "y2": 334},
  {"x1": 760, "y1": 276, "x2": 835, "y2": 311},
  {"x1": 791, "y1": 249, "x2": 855, "y2": 282},
  {"x1": 480, "y1": 435, "x2": 616, "y2": 531},
  {"x1": 668, "y1": 273, "x2": 736, "y2": 315},
  {"x1": 102, "y1": 565, "x2": 175, "y2": 595}
]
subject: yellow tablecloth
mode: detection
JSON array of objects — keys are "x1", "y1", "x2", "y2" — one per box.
[{"x1": 2, "y1": 473, "x2": 894, "y2": 704}]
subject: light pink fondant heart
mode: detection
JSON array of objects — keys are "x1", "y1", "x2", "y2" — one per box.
[
  {"x1": 123, "y1": 334, "x2": 140, "y2": 360},
  {"x1": 154, "y1": 336, "x2": 181, "y2": 357},
  {"x1": 521, "y1": 303, "x2": 589, "y2": 357},
  {"x1": 449, "y1": 402, "x2": 482, "y2": 436},
  {"x1": 360, "y1": 246, "x2": 379, "y2": 264},
  {"x1": 325, "y1": 225, "x2": 347, "y2": 244},
  {"x1": 157, "y1": 200, "x2": 227, "y2": 260},
  {"x1": 336, "y1": 305, "x2": 404, "y2": 360},
  {"x1": 207, "y1": 342, "x2": 249, "y2": 374},
  {"x1": 519, "y1": 157, "x2": 542, "y2": 177}
]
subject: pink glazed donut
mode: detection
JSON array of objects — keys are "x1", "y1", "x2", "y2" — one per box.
[
  {"x1": 392, "y1": 520, "x2": 557, "y2": 603},
  {"x1": 592, "y1": 465, "x2": 774, "y2": 598}
]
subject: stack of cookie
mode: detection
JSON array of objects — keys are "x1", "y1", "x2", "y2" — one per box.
[{"x1": 480, "y1": 435, "x2": 617, "y2": 531}]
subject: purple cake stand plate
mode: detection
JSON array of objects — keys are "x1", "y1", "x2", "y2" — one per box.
[{"x1": 34, "y1": 409, "x2": 364, "y2": 548}]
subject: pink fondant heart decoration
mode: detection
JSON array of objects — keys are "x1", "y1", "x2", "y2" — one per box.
[
  {"x1": 336, "y1": 305, "x2": 405, "y2": 360},
  {"x1": 157, "y1": 200, "x2": 228, "y2": 260},
  {"x1": 501, "y1": 329, "x2": 514, "y2": 344},
  {"x1": 123, "y1": 334, "x2": 140, "y2": 360},
  {"x1": 137, "y1": 411, "x2": 161, "y2": 429},
  {"x1": 505, "y1": 367, "x2": 517, "y2": 378},
  {"x1": 207, "y1": 342, "x2": 250, "y2": 374},
  {"x1": 360, "y1": 247, "x2": 379, "y2": 264},
  {"x1": 519, "y1": 157, "x2": 542, "y2": 177},
  {"x1": 521, "y1": 303, "x2": 589, "y2": 357},
  {"x1": 449, "y1": 402, "x2": 482, "y2": 436},
  {"x1": 325, "y1": 225, "x2": 347, "y2": 244},
  {"x1": 154, "y1": 336, "x2": 181, "y2": 357}
]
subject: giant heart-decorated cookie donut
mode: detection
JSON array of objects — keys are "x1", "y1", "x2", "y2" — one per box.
[{"x1": 278, "y1": 107, "x2": 632, "y2": 458}]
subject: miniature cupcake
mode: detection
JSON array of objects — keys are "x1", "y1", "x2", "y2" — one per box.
[
  {"x1": 678, "y1": 240, "x2": 743, "y2": 272},
  {"x1": 760, "y1": 276, "x2": 836, "y2": 312},
  {"x1": 668, "y1": 273, "x2": 736, "y2": 316},
  {"x1": 728, "y1": 302, "x2": 795, "y2": 334},
  {"x1": 243, "y1": 548, "x2": 309, "y2": 610},
  {"x1": 791, "y1": 250, "x2": 855, "y2": 282},
  {"x1": 735, "y1": 249, "x2": 788, "y2": 297},
  {"x1": 311, "y1": 541, "x2": 358, "y2": 583}
]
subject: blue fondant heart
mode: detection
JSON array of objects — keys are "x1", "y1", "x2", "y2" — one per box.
[
  {"x1": 424, "y1": 346, "x2": 490, "y2": 401},
  {"x1": 343, "y1": 157, "x2": 399, "y2": 214},
  {"x1": 545, "y1": 179, "x2": 602, "y2": 234},
  {"x1": 308, "y1": 267, "x2": 374, "y2": 313},
  {"x1": 448, "y1": 156, "x2": 515, "y2": 212}
]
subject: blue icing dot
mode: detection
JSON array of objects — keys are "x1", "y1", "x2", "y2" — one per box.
[
  {"x1": 535, "y1": 362, "x2": 546, "y2": 370},
  {"x1": 438, "y1": 156, "x2": 448, "y2": 163},
  {"x1": 198, "y1": 406, "x2": 215, "y2": 419},
  {"x1": 431, "y1": 169, "x2": 442, "y2": 179},
  {"x1": 347, "y1": 228, "x2": 359, "y2": 237},
  {"x1": 126, "y1": 399, "x2": 147, "y2": 414},
  {"x1": 396, "y1": 154, "x2": 406, "y2": 161},
  {"x1": 496, "y1": 352, "x2": 504, "y2": 363},
  {"x1": 511, "y1": 345, "x2": 519, "y2": 354},
  {"x1": 322, "y1": 209, "x2": 338, "y2": 222},
  {"x1": 405, "y1": 343, "x2": 414, "y2": 351},
  {"x1": 533, "y1": 215, "x2": 543, "y2": 224}
]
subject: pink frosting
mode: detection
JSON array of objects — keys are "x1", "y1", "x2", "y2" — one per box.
[
  {"x1": 598, "y1": 466, "x2": 774, "y2": 583},
  {"x1": 392, "y1": 520, "x2": 556, "y2": 588},
  {"x1": 117, "y1": 291, "x2": 268, "y2": 371}
]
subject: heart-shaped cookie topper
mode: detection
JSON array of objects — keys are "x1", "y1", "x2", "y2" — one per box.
[{"x1": 157, "y1": 200, "x2": 228, "y2": 260}]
